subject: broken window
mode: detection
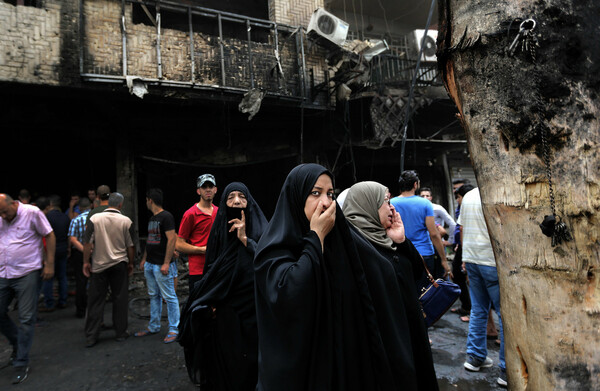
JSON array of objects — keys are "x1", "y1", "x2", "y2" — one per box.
[{"x1": 3, "y1": 0, "x2": 42, "y2": 6}]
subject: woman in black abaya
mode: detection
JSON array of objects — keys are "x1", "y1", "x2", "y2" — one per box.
[
  {"x1": 254, "y1": 164, "x2": 436, "y2": 391},
  {"x1": 342, "y1": 181, "x2": 438, "y2": 390},
  {"x1": 178, "y1": 182, "x2": 268, "y2": 390}
]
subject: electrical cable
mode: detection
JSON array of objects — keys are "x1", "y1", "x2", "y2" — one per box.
[{"x1": 375, "y1": 0, "x2": 392, "y2": 40}]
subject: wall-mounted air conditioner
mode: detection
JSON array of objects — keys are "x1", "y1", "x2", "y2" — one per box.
[
  {"x1": 307, "y1": 8, "x2": 349, "y2": 49},
  {"x1": 412, "y1": 29, "x2": 438, "y2": 62}
]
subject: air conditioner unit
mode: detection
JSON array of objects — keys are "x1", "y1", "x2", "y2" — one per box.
[
  {"x1": 412, "y1": 29, "x2": 438, "y2": 62},
  {"x1": 307, "y1": 8, "x2": 349, "y2": 49}
]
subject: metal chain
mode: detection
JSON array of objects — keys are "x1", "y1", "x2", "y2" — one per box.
[
  {"x1": 540, "y1": 124, "x2": 556, "y2": 216},
  {"x1": 507, "y1": 17, "x2": 570, "y2": 245}
]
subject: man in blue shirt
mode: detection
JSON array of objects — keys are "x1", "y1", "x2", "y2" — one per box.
[
  {"x1": 391, "y1": 170, "x2": 452, "y2": 292},
  {"x1": 68, "y1": 198, "x2": 92, "y2": 318}
]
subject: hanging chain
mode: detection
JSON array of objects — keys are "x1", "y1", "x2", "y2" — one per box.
[
  {"x1": 507, "y1": 18, "x2": 571, "y2": 246},
  {"x1": 540, "y1": 122, "x2": 555, "y2": 217}
]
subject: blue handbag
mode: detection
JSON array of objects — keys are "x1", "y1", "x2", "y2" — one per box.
[{"x1": 418, "y1": 258, "x2": 461, "y2": 327}]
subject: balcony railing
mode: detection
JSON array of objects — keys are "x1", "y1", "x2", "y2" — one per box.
[
  {"x1": 370, "y1": 55, "x2": 440, "y2": 88},
  {"x1": 79, "y1": 0, "x2": 328, "y2": 106}
]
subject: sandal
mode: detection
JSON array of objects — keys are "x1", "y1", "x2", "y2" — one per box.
[
  {"x1": 451, "y1": 307, "x2": 470, "y2": 316},
  {"x1": 163, "y1": 332, "x2": 178, "y2": 344},
  {"x1": 134, "y1": 329, "x2": 158, "y2": 337},
  {"x1": 460, "y1": 315, "x2": 470, "y2": 322}
]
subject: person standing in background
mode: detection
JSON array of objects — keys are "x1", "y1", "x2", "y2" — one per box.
[
  {"x1": 0, "y1": 193, "x2": 56, "y2": 384},
  {"x1": 176, "y1": 174, "x2": 218, "y2": 292}
]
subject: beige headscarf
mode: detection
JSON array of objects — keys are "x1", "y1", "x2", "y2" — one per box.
[{"x1": 342, "y1": 181, "x2": 395, "y2": 250}]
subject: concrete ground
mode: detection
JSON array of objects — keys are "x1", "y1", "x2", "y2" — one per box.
[
  {"x1": 429, "y1": 306, "x2": 505, "y2": 390},
  {"x1": 0, "y1": 281, "x2": 505, "y2": 390}
]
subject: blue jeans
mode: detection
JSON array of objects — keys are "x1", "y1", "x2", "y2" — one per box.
[
  {"x1": 144, "y1": 262, "x2": 180, "y2": 333},
  {"x1": 465, "y1": 263, "x2": 505, "y2": 370},
  {"x1": 42, "y1": 250, "x2": 68, "y2": 308},
  {"x1": 0, "y1": 270, "x2": 40, "y2": 367}
]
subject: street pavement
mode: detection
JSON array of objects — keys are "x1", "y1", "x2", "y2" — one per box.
[
  {"x1": 430, "y1": 306, "x2": 505, "y2": 390},
  {"x1": 1, "y1": 287, "x2": 506, "y2": 390}
]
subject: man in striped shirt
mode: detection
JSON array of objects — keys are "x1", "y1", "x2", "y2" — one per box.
[{"x1": 68, "y1": 198, "x2": 92, "y2": 318}]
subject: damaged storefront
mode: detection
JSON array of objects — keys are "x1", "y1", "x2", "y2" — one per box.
[{"x1": 1, "y1": 0, "x2": 471, "y2": 231}]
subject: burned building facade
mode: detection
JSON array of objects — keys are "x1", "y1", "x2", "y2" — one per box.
[{"x1": 1, "y1": 0, "x2": 471, "y2": 231}]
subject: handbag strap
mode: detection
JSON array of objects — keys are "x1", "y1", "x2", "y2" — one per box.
[{"x1": 419, "y1": 255, "x2": 439, "y2": 288}]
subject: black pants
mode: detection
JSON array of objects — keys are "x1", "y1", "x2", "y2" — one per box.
[
  {"x1": 85, "y1": 262, "x2": 129, "y2": 341},
  {"x1": 452, "y1": 245, "x2": 471, "y2": 311},
  {"x1": 70, "y1": 249, "x2": 88, "y2": 316}
]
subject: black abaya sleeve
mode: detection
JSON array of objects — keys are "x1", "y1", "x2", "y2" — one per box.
[
  {"x1": 254, "y1": 231, "x2": 329, "y2": 391},
  {"x1": 245, "y1": 238, "x2": 258, "y2": 256},
  {"x1": 396, "y1": 238, "x2": 426, "y2": 282}
]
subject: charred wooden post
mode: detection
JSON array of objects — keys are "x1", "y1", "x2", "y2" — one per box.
[{"x1": 437, "y1": 0, "x2": 600, "y2": 389}]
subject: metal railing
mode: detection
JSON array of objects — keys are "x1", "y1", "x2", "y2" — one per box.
[
  {"x1": 370, "y1": 55, "x2": 440, "y2": 88},
  {"x1": 79, "y1": 0, "x2": 327, "y2": 105}
]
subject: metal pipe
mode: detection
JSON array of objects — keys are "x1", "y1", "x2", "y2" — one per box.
[
  {"x1": 188, "y1": 7, "x2": 194, "y2": 83},
  {"x1": 298, "y1": 28, "x2": 307, "y2": 100},
  {"x1": 247, "y1": 20, "x2": 254, "y2": 89},
  {"x1": 156, "y1": 2, "x2": 162, "y2": 79},
  {"x1": 121, "y1": 0, "x2": 127, "y2": 76},
  {"x1": 295, "y1": 33, "x2": 302, "y2": 98},
  {"x1": 79, "y1": 0, "x2": 84, "y2": 74},
  {"x1": 273, "y1": 23, "x2": 280, "y2": 87},
  {"x1": 218, "y1": 13, "x2": 226, "y2": 86}
]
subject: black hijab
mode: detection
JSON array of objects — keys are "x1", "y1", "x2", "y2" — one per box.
[
  {"x1": 203, "y1": 181, "x2": 268, "y2": 275},
  {"x1": 179, "y1": 182, "x2": 268, "y2": 390},
  {"x1": 254, "y1": 163, "x2": 398, "y2": 391}
]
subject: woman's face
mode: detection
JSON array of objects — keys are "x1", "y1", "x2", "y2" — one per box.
[
  {"x1": 226, "y1": 191, "x2": 247, "y2": 208},
  {"x1": 378, "y1": 191, "x2": 394, "y2": 229},
  {"x1": 304, "y1": 174, "x2": 334, "y2": 223}
]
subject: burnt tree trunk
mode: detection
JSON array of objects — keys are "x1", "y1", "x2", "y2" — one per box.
[{"x1": 437, "y1": 1, "x2": 599, "y2": 389}]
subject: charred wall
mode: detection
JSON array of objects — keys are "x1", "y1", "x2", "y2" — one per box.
[{"x1": 0, "y1": 0, "x2": 327, "y2": 98}]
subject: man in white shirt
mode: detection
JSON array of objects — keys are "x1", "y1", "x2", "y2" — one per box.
[
  {"x1": 457, "y1": 188, "x2": 506, "y2": 388},
  {"x1": 419, "y1": 187, "x2": 456, "y2": 244}
]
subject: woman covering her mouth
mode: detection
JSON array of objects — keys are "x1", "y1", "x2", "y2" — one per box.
[
  {"x1": 342, "y1": 181, "x2": 438, "y2": 390},
  {"x1": 254, "y1": 164, "x2": 438, "y2": 391},
  {"x1": 178, "y1": 182, "x2": 268, "y2": 390}
]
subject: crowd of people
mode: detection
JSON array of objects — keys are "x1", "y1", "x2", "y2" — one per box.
[{"x1": 0, "y1": 164, "x2": 506, "y2": 388}]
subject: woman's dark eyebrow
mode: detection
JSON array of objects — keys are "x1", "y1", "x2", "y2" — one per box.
[{"x1": 311, "y1": 186, "x2": 334, "y2": 193}]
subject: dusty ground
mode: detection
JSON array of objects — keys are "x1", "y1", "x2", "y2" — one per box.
[{"x1": 0, "y1": 270, "x2": 505, "y2": 390}]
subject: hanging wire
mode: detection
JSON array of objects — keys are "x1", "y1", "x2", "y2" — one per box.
[{"x1": 375, "y1": 0, "x2": 392, "y2": 40}]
